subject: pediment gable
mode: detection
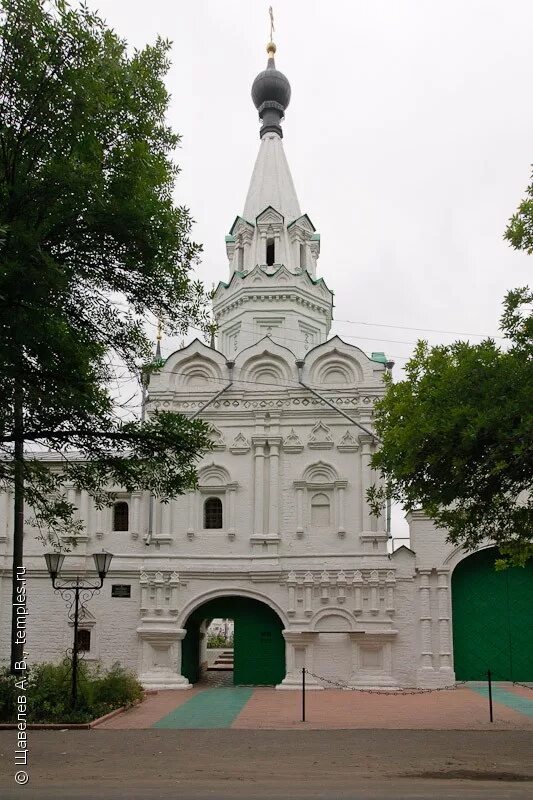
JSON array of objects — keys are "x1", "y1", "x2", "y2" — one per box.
[
  {"x1": 287, "y1": 213, "x2": 316, "y2": 233},
  {"x1": 256, "y1": 205, "x2": 284, "y2": 225},
  {"x1": 229, "y1": 215, "x2": 254, "y2": 236}
]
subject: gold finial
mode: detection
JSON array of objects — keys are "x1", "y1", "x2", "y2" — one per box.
[{"x1": 267, "y1": 6, "x2": 276, "y2": 54}]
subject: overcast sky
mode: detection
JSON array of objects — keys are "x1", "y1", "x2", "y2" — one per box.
[{"x1": 91, "y1": 0, "x2": 532, "y2": 536}]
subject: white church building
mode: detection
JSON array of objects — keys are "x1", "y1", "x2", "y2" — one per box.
[{"x1": 1, "y1": 43, "x2": 530, "y2": 689}]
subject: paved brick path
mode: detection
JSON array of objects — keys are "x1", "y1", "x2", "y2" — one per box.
[{"x1": 96, "y1": 682, "x2": 533, "y2": 730}]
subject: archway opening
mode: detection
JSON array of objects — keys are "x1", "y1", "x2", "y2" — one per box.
[
  {"x1": 452, "y1": 547, "x2": 533, "y2": 681},
  {"x1": 181, "y1": 596, "x2": 285, "y2": 686},
  {"x1": 204, "y1": 617, "x2": 234, "y2": 687}
]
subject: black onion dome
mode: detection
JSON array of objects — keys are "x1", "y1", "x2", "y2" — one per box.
[{"x1": 251, "y1": 43, "x2": 291, "y2": 138}]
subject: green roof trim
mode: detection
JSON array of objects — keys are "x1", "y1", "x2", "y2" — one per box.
[
  {"x1": 311, "y1": 233, "x2": 320, "y2": 240},
  {"x1": 225, "y1": 235, "x2": 235, "y2": 242},
  {"x1": 371, "y1": 351, "x2": 388, "y2": 364},
  {"x1": 213, "y1": 266, "x2": 333, "y2": 297}
]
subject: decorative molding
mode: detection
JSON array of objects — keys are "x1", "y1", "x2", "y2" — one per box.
[
  {"x1": 308, "y1": 421, "x2": 334, "y2": 450},
  {"x1": 337, "y1": 430, "x2": 359, "y2": 452},
  {"x1": 208, "y1": 425, "x2": 226, "y2": 451},
  {"x1": 282, "y1": 428, "x2": 304, "y2": 453},
  {"x1": 229, "y1": 432, "x2": 251, "y2": 454}
]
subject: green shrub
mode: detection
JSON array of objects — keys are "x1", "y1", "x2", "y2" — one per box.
[
  {"x1": 0, "y1": 668, "x2": 18, "y2": 723},
  {"x1": 207, "y1": 633, "x2": 233, "y2": 648},
  {"x1": 0, "y1": 661, "x2": 144, "y2": 724},
  {"x1": 91, "y1": 663, "x2": 144, "y2": 711}
]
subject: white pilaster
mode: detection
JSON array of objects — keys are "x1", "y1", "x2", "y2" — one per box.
[
  {"x1": 268, "y1": 440, "x2": 280, "y2": 535},
  {"x1": 295, "y1": 483, "x2": 304, "y2": 537},
  {"x1": 227, "y1": 485, "x2": 236, "y2": 540},
  {"x1": 187, "y1": 492, "x2": 195, "y2": 540},
  {"x1": 359, "y1": 435, "x2": 374, "y2": 534},
  {"x1": 253, "y1": 439, "x2": 266, "y2": 535},
  {"x1": 437, "y1": 568, "x2": 454, "y2": 675}
]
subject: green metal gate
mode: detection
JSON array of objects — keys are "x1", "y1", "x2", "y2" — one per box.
[
  {"x1": 452, "y1": 548, "x2": 533, "y2": 680},
  {"x1": 181, "y1": 596, "x2": 285, "y2": 686}
]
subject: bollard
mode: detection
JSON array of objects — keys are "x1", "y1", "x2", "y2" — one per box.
[
  {"x1": 487, "y1": 669, "x2": 493, "y2": 723},
  {"x1": 302, "y1": 666, "x2": 306, "y2": 722}
]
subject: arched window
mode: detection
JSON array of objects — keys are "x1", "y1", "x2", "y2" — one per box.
[
  {"x1": 204, "y1": 497, "x2": 223, "y2": 529},
  {"x1": 113, "y1": 501, "x2": 129, "y2": 532},
  {"x1": 311, "y1": 493, "x2": 330, "y2": 527},
  {"x1": 266, "y1": 237, "x2": 275, "y2": 266},
  {"x1": 76, "y1": 629, "x2": 91, "y2": 652}
]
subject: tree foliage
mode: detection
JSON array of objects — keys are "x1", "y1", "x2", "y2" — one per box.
[
  {"x1": 505, "y1": 168, "x2": 533, "y2": 254},
  {"x1": 0, "y1": 0, "x2": 213, "y2": 541},
  {"x1": 369, "y1": 288, "x2": 532, "y2": 567}
]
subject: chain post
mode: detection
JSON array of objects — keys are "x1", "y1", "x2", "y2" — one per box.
[
  {"x1": 487, "y1": 669, "x2": 493, "y2": 723},
  {"x1": 302, "y1": 667, "x2": 306, "y2": 722}
]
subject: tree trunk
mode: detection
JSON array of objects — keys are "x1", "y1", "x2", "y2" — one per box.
[{"x1": 10, "y1": 390, "x2": 24, "y2": 674}]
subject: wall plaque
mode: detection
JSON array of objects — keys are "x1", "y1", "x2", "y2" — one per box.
[{"x1": 111, "y1": 584, "x2": 131, "y2": 598}]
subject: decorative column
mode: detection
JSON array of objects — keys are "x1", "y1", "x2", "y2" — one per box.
[
  {"x1": 268, "y1": 440, "x2": 280, "y2": 535},
  {"x1": 336, "y1": 481, "x2": 347, "y2": 537},
  {"x1": 352, "y1": 570, "x2": 363, "y2": 615},
  {"x1": 416, "y1": 568, "x2": 438, "y2": 686},
  {"x1": 253, "y1": 438, "x2": 266, "y2": 535},
  {"x1": 187, "y1": 492, "x2": 195, "y2": 540},
  {"x1": 287, "y1": 571, "x2": 297, "y2": 616},
  {"x1": 65, "y1": 484, "x2": 77, "y2": 517},
  {"x1": 303, "y1": 571, "x2": 314, "y2": 616},
  {"x1": 337, "y1": 570, "x2": 347, "y2": 604},
  {"x1": 168, "y1": 572, "x2": 180, "y2": 615},
  {"x1": 80, "y1": 490, "x2": 90, "y2": 540},
  {"x1": 259, "y1": 232, "x2": 267, "y2": 264},
  {"x1": 320, "y1": 571, "x2": 330, "y2": 604},
  {"x1": 358, "y1": 435, "x2": 374, "y2": 534},
  {"x1": 161, "y1": 500, "x2": 172, "y2": 535},
  {"x1": 154, "y1": 571, "x2": 165, "y2": 614},
  {"x1": 437, "y1": 568, "x2": 454, "y2": 675},
  {"x1": 385, "y1": 571, "x2": 396, "y2": 615},
  {"x1": 227, "y1": 484, "x2": 237, "y2": 540},
  {"x1": 137, "y1": 569, "x2": 189, "y2": 689},
  {"x1": 294, "y1": 482, "x2": 304, "y2": 537},
  {"x1": 242, "y1": 230, "x2": 253, "y2": 268},
  {"x1": 369, "y1": 570, "x2": 379, "y2": 615},
  {"x1": 94, "y1": 505, "x2": 104, "y2": 539},
  {"x1": 131, "y1": 493, "x2": 141, "y2": 540},
  {"x1": 373, "y1": 466, "x2": 386, "y2": 533},
  {"x1": 139, "y1": 571, "x2": 149, "y2": 616}
]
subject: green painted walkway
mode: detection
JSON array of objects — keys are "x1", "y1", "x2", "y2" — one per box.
[
  {"x1": 469, "y1": 683, "x2": 533, "y2": 719},
  {"x1": 152, "y1": 687, "x2": 253, "y2": 729}
]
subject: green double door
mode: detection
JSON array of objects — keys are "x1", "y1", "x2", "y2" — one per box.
[
  {"x1": 182, "y1": 596, "x2": 285, "y2": 686},
  {"x1": 452, "y1": 548, "x2": 533, "y2": 680}
]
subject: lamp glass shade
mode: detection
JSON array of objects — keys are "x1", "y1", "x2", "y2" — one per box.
[
  {"x1": 93, "y1": 550, "x2": 113, "y2": 578},
  {"x1": 44, "y1": 552, "x2": 65, "y2": 578}
]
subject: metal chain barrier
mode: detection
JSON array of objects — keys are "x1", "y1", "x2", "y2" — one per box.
[
  {"x1": 513, "y1": 681, "x2": 533, "y2": 691},
  {"x1": 306, "y1": 669, "x2": 467, "y2": 694}
]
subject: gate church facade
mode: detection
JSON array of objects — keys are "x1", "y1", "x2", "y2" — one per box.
[{"x1": 0, "y1": 42, "x2": 531, "y2": 688}]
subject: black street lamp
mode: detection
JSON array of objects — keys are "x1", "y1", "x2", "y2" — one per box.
[{"x1": 44, "y1": 550, "x2": 113, "y2": 708}]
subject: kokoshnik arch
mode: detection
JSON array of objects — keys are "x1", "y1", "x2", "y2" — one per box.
[{"x1": 0, "y1": 37, "x2": 531, "y2": 688}]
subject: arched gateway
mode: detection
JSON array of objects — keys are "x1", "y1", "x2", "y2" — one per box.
[
  {"x1": 452, "y1": 547, "x2": 533, "y2": 680},
  {"x1": 181, "y1": 596, "x2": 285, "y2": 685}
]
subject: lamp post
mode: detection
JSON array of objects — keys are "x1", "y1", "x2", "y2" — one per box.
[{"x1": 44, "y1": 550, "x2": 113, "y2": 708}]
